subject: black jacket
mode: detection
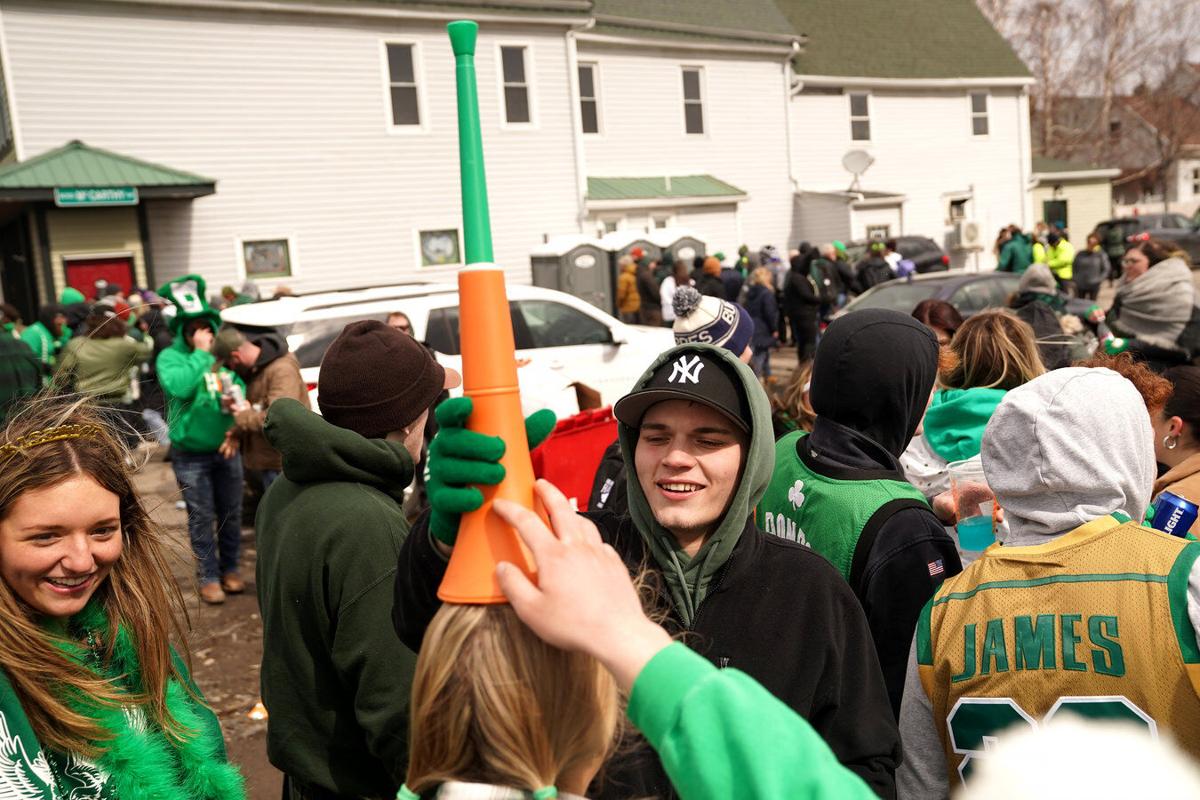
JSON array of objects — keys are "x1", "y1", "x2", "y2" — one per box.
[
  {"x1": 856, "y1": 256, "x2": 893, "y2": 291},
  {"x1": 1071, "y1": 248, "x2": 1111, "y2": 291},
  {"x1": 694, "y1": 272, "x2": 725, "y2": 298},
  {"x1": 783, "y1": 256, "x2": 820, "y2": 318},
  {"x1": 806, "y1": 310, "x2": 963, "y2": 716},
  {"x1": 393, "y1": 512, "x2": 901, "y2": 799},
  {"x1": 635, "y1": 266, "x2": 660, "y2": 311},
  {"x1": 744, "y1": 284, "x2": 778, "y2": 350},
  {"x1": 587, "y1": 437, "x2": 628, "y2": 516}
]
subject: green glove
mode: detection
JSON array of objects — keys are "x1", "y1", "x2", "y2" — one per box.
[
  {"x1": 426, "y1": 396, "x2": 557, "y2": 545},
  {"x1": 1102, "y1": 336, "x2": 1130, "y2": 355}
]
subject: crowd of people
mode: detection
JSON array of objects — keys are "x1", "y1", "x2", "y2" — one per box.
[{"x1": 2, "y1": 230, "x2": 1200, "y2": 800}]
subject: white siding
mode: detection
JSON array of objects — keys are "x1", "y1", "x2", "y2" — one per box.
[
  {"x1": 1030, "y1": 180, "x2": 1113, "y2": 250},
  {"x1": 578, "y1": 42, "x2": 794, "y2": 254},
  {"x1": 3, "y1": 1, "x2": 581, "y2": 291},
  {"x1": 791, "y1": 87, "x2": 1030, "y2": 269}
]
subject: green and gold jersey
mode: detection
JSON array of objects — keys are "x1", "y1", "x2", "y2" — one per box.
[{"x1": 916, "y1": 515, "x2": 1200, "y2": 790}]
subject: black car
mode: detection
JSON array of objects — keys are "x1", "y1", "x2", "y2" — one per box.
[
  {"x1": 833, "y1": 270, "x2": 1021, "y2": 320},
  {"x1": 843, "y1": 235, "x2": 951, "y2": 274},
  {"x1": 1095, "y1": 212, "x2": 1200, "y2": 265}
]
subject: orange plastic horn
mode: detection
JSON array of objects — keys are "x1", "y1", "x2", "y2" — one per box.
[{"x1": 438, "y1": 269, "x2": 539, "y2": 603}]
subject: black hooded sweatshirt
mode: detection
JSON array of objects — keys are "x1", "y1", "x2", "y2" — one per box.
[{"x1": 768, "y1": 309, "x2": 962, "y2": 717}]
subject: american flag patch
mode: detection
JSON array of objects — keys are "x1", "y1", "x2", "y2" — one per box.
[{"x1": 928, "y1": 559, "x2": 945, "y2": 577}]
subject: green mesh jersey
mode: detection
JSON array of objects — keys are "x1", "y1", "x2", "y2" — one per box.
[{"x1": 757, "y1": 431, "x2": 930, "y2": 580}]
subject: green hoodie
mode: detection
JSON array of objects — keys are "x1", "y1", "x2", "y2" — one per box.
[
  {"x1": 59, "y1": 286, "x2": 85, "y2": 305},
  {"x1": 617, "y1": 344, "x2": 775, "y2": 627},
  {"x1": 257, "y1": 398, "x2": 418, "y2": 797},
  {"x1": 921, "y1": 387, "x2": 1007, "y2": 463},
  {"x1": 156, "y1": 335, "x2": 242, "y2": 453}
]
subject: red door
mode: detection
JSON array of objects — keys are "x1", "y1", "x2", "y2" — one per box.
[{"x1": 64, "y1": 257, "x2": 135, "y2": 300}]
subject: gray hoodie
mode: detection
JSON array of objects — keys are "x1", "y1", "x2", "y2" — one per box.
[{"x1": 897, "y1": 368, "x2": 1200, "y2": 798}]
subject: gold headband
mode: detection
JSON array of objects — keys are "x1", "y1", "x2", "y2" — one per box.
[{"x1": 0, "y1": 424, "x2": 102, "y2": 461}]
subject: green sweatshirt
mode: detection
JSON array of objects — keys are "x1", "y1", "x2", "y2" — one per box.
[
  {"x1": 921, "y1": 387, "x2": 1007, "y2": 463},
  {"x1": 156, "y1": 335, "x2": 241, "y2": 453},
  {"x1": 629, "y1": 643, "x2": 875, "y2": 800},
  {"x1": 257, "y1": 398, "x2": 418, "y2": 797},
  {"x1": 19, "y1": 321, "x2": 57, "y2": 370},
  {"x1": 58, "y1": 336, "x2": 153, "y2": 402}
]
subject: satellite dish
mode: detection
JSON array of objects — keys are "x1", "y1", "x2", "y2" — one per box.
[{"x1": 842, "y1": 149, "x2": 874, "y2": 192}]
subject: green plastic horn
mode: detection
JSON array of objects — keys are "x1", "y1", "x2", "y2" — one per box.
[
  {"x1": 439, "y1": 20, "x2": 540, "y2": 604},
  {"x1": 448, "y1": 20, "x2": 493, "y2": 264}
]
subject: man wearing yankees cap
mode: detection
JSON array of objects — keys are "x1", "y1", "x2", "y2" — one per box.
[{"x1": 392, "y1": 342, "x2": 900, "y2": 799}]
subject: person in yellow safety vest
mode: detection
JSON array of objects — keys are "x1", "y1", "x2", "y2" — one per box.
[{"x1": 1032, "y1": 231, "x2": 1075, "y2": 289}]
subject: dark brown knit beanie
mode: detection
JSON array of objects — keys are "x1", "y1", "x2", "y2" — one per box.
[{"x1": 318, "y1": 320, "x2": 446, "y2": 438}]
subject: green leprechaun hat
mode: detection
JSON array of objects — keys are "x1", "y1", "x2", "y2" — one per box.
[{"x1": 158, "y1": 274, "x2": 224, "y2": 335}]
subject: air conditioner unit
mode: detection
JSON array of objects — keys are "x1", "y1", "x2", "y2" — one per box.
[{"x1": 955, "y1": 219, "x2": 984, "y2": 250}]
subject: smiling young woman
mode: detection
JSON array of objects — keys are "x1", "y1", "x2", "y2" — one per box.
[{"x1": 0, "y1": 398, "x2": 243, "y2": 800}]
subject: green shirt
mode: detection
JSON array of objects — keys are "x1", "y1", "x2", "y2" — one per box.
[{"x1": 757, "y1": 431, "x2": 929, "y2": 579}]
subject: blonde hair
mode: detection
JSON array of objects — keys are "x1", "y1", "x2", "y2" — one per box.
[
  {"x1": 750, "y1": 267, "x2": 773, "y2": 288},
  {"x1": 772, "y1": 362, "x2": 815, "y2": 432},
  {"x1": 0, "y1": 396, "x2": 194, "y2": 758},
  {"x1": 406, "y1": 604, "x2": 620, "y2": 795},
  {"x1": 939, "y1": 309, "x2": 1044, "y2": 390}
]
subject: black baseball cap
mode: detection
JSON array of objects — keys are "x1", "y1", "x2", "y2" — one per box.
[{"x1": 614, "y1": 347, "x2": 752, "y2": 432}]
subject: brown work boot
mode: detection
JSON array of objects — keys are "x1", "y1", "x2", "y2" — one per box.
[
  {"x1": 221, "y1": 572, "x2": 245, "y2": 594},
  {"x1": 199, "y1": 582, "x2": 226, "y2": 605}
]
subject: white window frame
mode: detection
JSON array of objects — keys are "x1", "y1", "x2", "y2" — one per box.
[
  {"x1": 848, "y1": 91, "x2": 871, "y2": 143},
  {"x1": 969, "y1": 91, "x2": 989, "y2": 138},
  {"x1": 578, "y1": 61, "x2": 602, "y2": 135},
  {"x1": 235, "y1": 235, "x2": 298, "y2": 282},
  {"x1": 413, "y1": 226, "x2": 465, "y2": 269},
  {"x1": 651, "y1": 213, "x2": 674, "y2": 229},
  {"x1": 596, "y1": 216, "x2": 623, "y2": 237},
  {"x1": 380, "y1": 40, "x2": 427, "y2": 134},
  {"x1": 681, "y1": 66, "x2": 706, "y2": 136},
  {"x1": 866, "y1": 224, "x2": 890, "y2": 240},
  {"x1": 1192, "y1": 167, "x2": 1200, "y2": 197},
  {"x1": 495, "y1": 41, "x2": 538, "y2": 129}
]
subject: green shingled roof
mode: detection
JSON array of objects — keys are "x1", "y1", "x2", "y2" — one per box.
[
  {"x1": 0, "y1": 140, "x2": 214, "y2": 191},
  {"x1": 588, "y1": 175, "x2": 747, "y2": 202},
  {"x1": 592, "y1": 0, "x2": 797, "y2": 45},
  {"x1": 777, "y1": 0, "x2": 1031, "y2": 79},
  {"x1": 1031, "y1": 156, "x2": 1118, "y2": 175}
]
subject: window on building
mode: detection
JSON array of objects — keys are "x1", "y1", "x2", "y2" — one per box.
[
  {"x1": 0, "y1": 57, "x2": 12, "y2": 158},
  {"x1": 652, "y1": 215, "x2": 670, "y2": 229},
  {"x1": 1042, "y1": 200, "x2": 1068, "y2": 231},
  {"x1": 418, "y1": 228, "x2": 463, "y2": 267},
  {"x1": 385, "y1": 43, "x2": 420, "y2": 126},
  {"x1": 578, "y1": 63, "x2": 600, "y2": 134},
  {"x1": 849, "y1": 93, "x2": 871, "y2": 141},
  {"x1": 950, "y1": 198, "x2": 968, "y2": 220},
  {"x1": 682, "y1": 68, "x2": 705, "y2": 134},
  {"x1": 1192, "y1": 168, "x2": 1200, "y2": 196},
  {"x1": 242, "y1": 239, "x2": 293, "y2": 278},
  {"x1": 866, "y1": 224, "x2": 890, "y2": 240},
  {"x1": 501, "y1": 45, "x2": 531, "y2": 124},
  {"x1": 970, "y1": 92, "x2": 989, "y2": 136},
  {"x1": 601, "y1": 218, "x2": 619, "y2": 234},
  {"x1": 1109, "y1": 118, "x2": 1122, "y2": 135}
]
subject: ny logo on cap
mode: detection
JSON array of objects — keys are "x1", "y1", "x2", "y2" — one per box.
[{"x1": 668, "y1": 355, "x2": 704, "y2": 384}]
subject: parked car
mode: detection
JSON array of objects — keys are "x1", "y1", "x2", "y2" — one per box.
[
  {"x1": 1095, "y1": 212, "x2": 1200, "y2": 266},
  {"x1": 833, "y1": 270, "x2": 1023, "y2": 319},
  {"x1": 219, "y1": 282, "x2": 675, "y2": 417},
  {"x1": 843, "y1": 235, "x2": 951, "y2": 274}
]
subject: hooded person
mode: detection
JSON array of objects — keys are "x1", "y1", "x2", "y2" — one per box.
[
  {"x1": 155, "y1": 274, "x2": 247, "y2": 605},
  {"x1": 897, "y1": 367, "x2": 1200, "y2": 799},
  {"x1": 1006, "y1": 263, "x2": 1074, "y2": 370},
  {"x1": 256, "y1": 320, "x2": 461, "y2": 800},
  {"x1": 586, "y1": 285, "x2": 754, "y2": 517},
  {"x1": 392, "y1": 343, "x2": 901, "y2": 799},
  {"x1": 58, "y1": 286, "x2": 89, "y2": 337},
  {"x1": 757, "y1": 309, "x2": 963, "y2": 717},
  {"x1": 212, "y1": 325, "x2": 310, "y2": 490},
  {"x1": 783, "y1": 251, "x2": 821, "y2": 362}
]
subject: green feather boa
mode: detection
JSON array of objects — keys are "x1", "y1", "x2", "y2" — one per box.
[{"x1": 51, "y1": 601, "x2": 245, "y2": 800}]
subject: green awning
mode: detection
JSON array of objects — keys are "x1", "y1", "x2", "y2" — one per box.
[
  {"x1": 587, "y1": 175, "x2": 747, "y2": 208},
  {"x1": 0, "y1": 140, "x2": 215, "y2": 201}
]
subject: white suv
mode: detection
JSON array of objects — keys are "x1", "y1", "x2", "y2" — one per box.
[{"x1": 220, "y1": 282, "x2": 675, "y2": 417}]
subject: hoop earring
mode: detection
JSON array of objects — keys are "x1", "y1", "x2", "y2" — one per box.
[{"x1": 1165, "y1": 435, "x2": 1180, "y2": 451}]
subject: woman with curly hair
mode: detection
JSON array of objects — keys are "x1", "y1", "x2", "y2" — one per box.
[{"x1": 0, "y1": 398, "x2": 243, "y2": 799}]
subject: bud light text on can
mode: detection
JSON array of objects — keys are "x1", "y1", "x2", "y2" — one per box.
[{"x1": 1149, "y1": 491, "x2": 1199, "y2": 537}]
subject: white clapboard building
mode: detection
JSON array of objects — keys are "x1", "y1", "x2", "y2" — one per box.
[{"x1": 0, "y1": 0, "x2": 1032, "y2": 319}]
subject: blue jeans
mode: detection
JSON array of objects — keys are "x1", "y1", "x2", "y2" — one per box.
[{"x1": 172, "y1": 450, "x2": 244, "y2": 585}]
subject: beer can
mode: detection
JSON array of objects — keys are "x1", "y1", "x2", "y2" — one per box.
[{"x1": 1149, "y1": 491, "x2": 1199, "y2": 537}]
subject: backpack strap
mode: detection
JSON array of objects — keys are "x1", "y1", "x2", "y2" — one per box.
[{"x1": 849, "y1": 497, "x2": 932, "y2": 594}]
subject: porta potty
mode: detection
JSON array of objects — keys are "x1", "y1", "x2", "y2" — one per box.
[
  {"x1": 648, "y1": 226, "x2": 707, "y2": 268},
  {"x1": 530, "y1": 234, "x2": 611, "y2": 312},
  {"x1": 597, "y1": 230, "x2": 662, "y2": 315}
]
